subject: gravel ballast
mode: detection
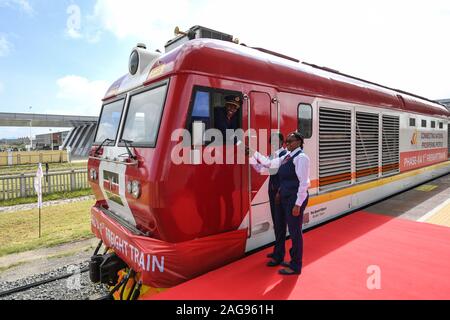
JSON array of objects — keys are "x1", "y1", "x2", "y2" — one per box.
[{"x1": 0, "y1": 261, "x2": 109, "y2": 300}]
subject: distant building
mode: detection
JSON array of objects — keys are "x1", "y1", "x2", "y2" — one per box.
[
  {"x1": 0, "y1": 137, "x2": 31, "y2": 145},
  {"x1": 35, "y1": 131, "x2": 70, "y2": 150}
]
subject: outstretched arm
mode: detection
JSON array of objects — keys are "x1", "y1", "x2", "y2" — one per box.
[{"x1": 253, "y1": 151, "x2": 285, "y2": 169}]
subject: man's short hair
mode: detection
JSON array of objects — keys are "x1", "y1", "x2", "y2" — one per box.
[{"x1": 289, "y1": 131, "x2": 304, "y2": 142}]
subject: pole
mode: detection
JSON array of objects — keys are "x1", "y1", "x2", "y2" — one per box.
[
  {"x1": 34, "y1": 163, "x2": 43, "y2": 238},
  {"x1": 39, "y1": 207, "x2": 41, "y2": 238},
  {"x1": 29, "y1": 106, "x2": 32, "y2": 151}
]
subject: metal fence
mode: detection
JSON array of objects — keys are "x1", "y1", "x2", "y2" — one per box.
[{"x1": 0, "y1": 169, "x2": 89, "y2": 201}]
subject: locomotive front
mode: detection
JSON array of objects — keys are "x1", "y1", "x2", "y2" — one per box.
[{"x1": 86, "y1": 28, "x2": 249, "y2": 300}]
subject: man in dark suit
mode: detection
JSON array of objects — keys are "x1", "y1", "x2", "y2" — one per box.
[{"x1": 214, "y1": 95, "x2": 241, "y2": 143}]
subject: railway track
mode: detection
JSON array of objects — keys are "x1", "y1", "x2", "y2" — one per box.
[
  {"x1": 0, "y1": 241, "x2": 109, "y2": 300},
  {"x1": 0, "y1": 266, "x2": 90, "y2": 299}
]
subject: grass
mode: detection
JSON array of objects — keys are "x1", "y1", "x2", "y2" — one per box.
[
  {"x1": 0, "y1": 261, "x2": 27, "y2": 273},
  {"x1": 0, "y1": 161, "x2": 87, "y2": 176},
  {"x1": 0, "y1": 188, "x2": 93, "y2": 207},
  {"x1": 0, "y1": 199, "x2": 95, "y2": 257}
]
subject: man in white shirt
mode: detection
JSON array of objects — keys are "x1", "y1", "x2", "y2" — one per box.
[{"x1": 252, "y1": 132, "x2": 310, "y2": 275}]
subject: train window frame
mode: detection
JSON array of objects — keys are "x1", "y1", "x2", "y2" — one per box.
[
  {"x1": 92, "y1": 95, "x2": 127, "y2": 146},
  {"x1": 439, "y1": 122, "x2": 444, "y2": 129},
  {"x1": 409, "y1": 118, "x2": 416, "y2": 127},
  {"x1": 118, "y1": 78, "x2": 170, "y2": 148},
  {"x1": 421, "y1": 119, "x2": 427, "y2": 128},
  {"x1": 186, "y1": 85, "x2": 243, "y2": 146},
  {"x1": 297, "y1": 103, "x2": 313, "y2": 139},
  {"x1": 431, "y1": 120, "x2": 436, "y2": 129}
]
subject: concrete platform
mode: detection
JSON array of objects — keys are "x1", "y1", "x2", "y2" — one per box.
[{"x1": 365, "y1": 173, "x2": 450, "y2": 224}]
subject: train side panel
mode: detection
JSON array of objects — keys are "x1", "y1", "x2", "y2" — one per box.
[{"x1": 243, "y1": 95, "x2": 450, "y2": 252}]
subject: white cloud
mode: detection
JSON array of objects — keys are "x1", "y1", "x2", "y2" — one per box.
[
  {"x1": 0, "y1": 0, "x2": 34, "y2": 15},
  {"x1": 93, "y1": 0, "x2": 191, "y2": 47},
  {"x1": 90, "y1": 0, "x2": 450, "y2": 99},
  {"x1": 0, "y1": 35, "x2": 12, "y2": 57},
  {"x1": 14, "y1": 0, "x2": 33, "y2": 14},
  {"x1": 52, "y1": 75, "x2": 109, "y2": 116}
]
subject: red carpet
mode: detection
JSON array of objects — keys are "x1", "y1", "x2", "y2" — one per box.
[{"x1": 148, "y1": 212, "x2": 450, "y2": 300}]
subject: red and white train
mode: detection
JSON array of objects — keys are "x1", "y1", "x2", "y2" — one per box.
[{"x1": 87, "y1": 26, "x2": 450, "y2": 299}]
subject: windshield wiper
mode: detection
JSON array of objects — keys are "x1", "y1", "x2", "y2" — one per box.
[
  {"x1": 94, "y1": 138, "x2": 114, "y2": 156},
  {"x1": 120, "y1": 139, "x2": 137, "y2": 160}
]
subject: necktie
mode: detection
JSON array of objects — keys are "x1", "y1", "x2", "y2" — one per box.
[{"x1": 281, "y1": 154, "x2": 291, "y2": 165}]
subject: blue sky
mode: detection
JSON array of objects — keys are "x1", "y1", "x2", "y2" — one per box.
[
  {"x1": 0, "y1": 0, "x2": 449, "y2": 138},
  {"x1": 0, "y1": 0, "x2": 139, "y2": 138}
]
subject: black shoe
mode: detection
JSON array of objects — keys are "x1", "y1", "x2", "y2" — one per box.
[
  {"x1": 266, "y1": 253, "x2": 275, "y2": 258},
  {"x1": 266, "y1": 260, "x2": 283, "y2": 267},
  {"x1": 279, "y1": 268, "x2": 301, "y2": 275},
  {"x1": 280, "y1": 261, "x2": 291, "y2": 268}
]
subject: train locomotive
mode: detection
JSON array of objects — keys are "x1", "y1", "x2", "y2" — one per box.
[{"x1": 87, "y1": 25, "x2": 450, "y2": 299}]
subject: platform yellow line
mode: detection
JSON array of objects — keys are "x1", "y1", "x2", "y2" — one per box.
[{"x1": 425, "y1": 201, "x2": 450, "y2": 227}]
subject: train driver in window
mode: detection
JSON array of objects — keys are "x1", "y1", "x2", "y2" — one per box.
[{"x1": 214, "y1": 95, "x2": 241, "y2": 143}]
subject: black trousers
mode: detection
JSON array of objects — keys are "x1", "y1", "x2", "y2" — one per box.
[
  {"x1": 269, "y1": 191, "x2": 287, "y2": 262},
  {"x1": 280, "y1": 193, "x2": 309, "y2": 273}
]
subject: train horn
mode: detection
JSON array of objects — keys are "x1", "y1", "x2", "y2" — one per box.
[{"x1": 174, "y1": 26, "x2": 187, "y2": 36}]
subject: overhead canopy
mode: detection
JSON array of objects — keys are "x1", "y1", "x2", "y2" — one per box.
[
  {"x1": 0, "y1": 112, "x2": 98, "y2": 128},
  {"x1": 437, "y1": 99, "x2": 450, "y2": 110}
]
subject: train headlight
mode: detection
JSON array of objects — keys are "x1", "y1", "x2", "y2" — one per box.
[
  {"x1": 126, "y1": 181, "x2": 133, "y2": 194},
  {"x1": 90, "y1": 168, "x2": 98, "y2": 181},
  {"x1": 131, "y1": 181, "x2": 141, "y2": 199},
  {"x1": 129, "y1": 50, "x2": 139, "y2": 75}
]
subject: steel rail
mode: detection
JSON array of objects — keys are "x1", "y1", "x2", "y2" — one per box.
[{"x1": 0, "y1": 266, "x2": 89, "y2": 299}]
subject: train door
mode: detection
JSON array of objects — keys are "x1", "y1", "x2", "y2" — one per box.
[{"x1": 244, "y1": 91, "x2": 277, "y2": 237}]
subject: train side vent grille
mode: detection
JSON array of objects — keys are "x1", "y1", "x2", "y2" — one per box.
[
  {"x1": 356, "y1": 112, "x2": 379, "y2": 182},
  {"x1": 382, "y1": 115, "x2": 400, "y2": 175},
  {"x1": 319, "y1": 107, "x2": 352, "y2": 191}
]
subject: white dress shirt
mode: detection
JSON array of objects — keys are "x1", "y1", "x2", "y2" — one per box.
[
  {"x1": 253, "y1": 147, "x2": 310, "y2": 206},
  {"x1": 250, "y1": 147, "x2": 287, "y2": 175}
]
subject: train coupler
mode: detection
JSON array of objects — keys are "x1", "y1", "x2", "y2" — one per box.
[{"x1": 89, "y1": 251, "x2": 127, "y2": 286}]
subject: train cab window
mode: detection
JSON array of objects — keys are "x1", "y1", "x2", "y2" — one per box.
[
  {"x1": 439, "y1": 122, "x2": 444, "y2": 129},
  {"x1": 298, "y1": 104, "x2": 313, "y2": 139},
  {"x1": 431, "y1": 121, "x2": 436, "y2": 129},
  {"x1": 94, "y1": 98, "x2": 124, "y2": 145},
  {"x1": 409, "y1": 118, "x2": 416, "y2": 127},
  {"x1": 120, "y1": 83, "x2": 168, "y2": 147},
  {"x1": 188, "y1": 87, "x2": 243, "y2": 145},
  {"x1": 421, "y1": 120, "x2": 427, "y2": 128},
  {"x1": 190, "y1": 91, "x2": 211, "y2": 131}
]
